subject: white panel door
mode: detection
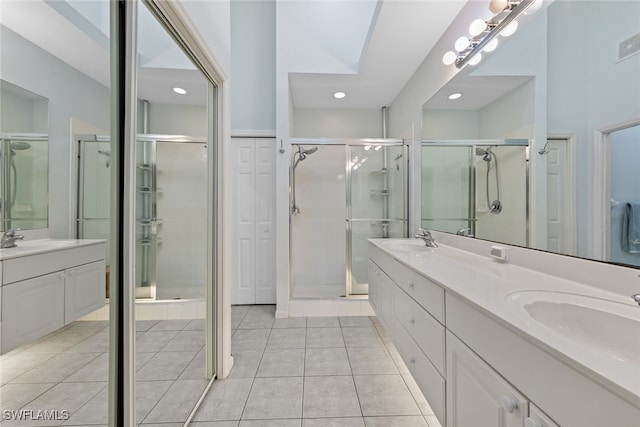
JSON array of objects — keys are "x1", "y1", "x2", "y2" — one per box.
[
  {"x1": 232, "y1": 138, "x2": 275, "y2": 304},
  {"x1": 254, "y1": 139, "x2": 276, "y2": 304},
  {"x1": 546, "y1": 139, "x2": 575, "y2": 255}
]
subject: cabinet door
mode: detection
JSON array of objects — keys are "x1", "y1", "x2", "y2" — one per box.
[
  {"x1": 526, "y1": 404, "x2": 560, "y2": 427},
  {"x1": 2, "y1": 272, "x2": 65, "y2": 353},
  {"x1": 368, "y1": 260, "x2": 392, "y2": 329},
  {"x1": 64, "y1": 260, "x2": 106, "y2": 323},
  {"x1": 447, "y1": 331, "x2": 528, "y2": 427}
]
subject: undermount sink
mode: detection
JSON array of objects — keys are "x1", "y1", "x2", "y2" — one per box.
[
  {"x1": 507, "y1": 291, "x2": 640, "y2": 365},
  {"x1": 0, "y1": 239, "x2": 87, "y2": 259}
]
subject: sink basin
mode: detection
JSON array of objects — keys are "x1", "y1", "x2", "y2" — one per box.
[{"x1": 507, "y1": 291, "x2": 640, "y2": 365}]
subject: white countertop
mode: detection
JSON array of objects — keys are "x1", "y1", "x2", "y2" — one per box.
[
  {"x1": 0, "y1": 239, "x2": 106, "y2": 260},
  {"x1": 369, "y1": 238, "x2": 640, "y2": 405}
]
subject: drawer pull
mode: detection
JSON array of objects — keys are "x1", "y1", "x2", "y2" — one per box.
[
  {"x1": 500, "y1": 396, "x2": 518, "y2": 414},
  {"x1": 408, "y1": 281, "x2": 415, "y2": 290},
  {"x1": 409, "y1": 357, "x2": 415, "y2": 364},
  {"x1": 524, "y1": 418, "x2": 542, "y2": 427},
  {"x1": 58, "y1": 273, "x2": 65, "y2": 281},
  {"x1": 409, "y1": 319, "x2": 415, "y2": 326}
]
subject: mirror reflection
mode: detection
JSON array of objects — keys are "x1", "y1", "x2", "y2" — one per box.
[
  {"x1": 422, "y1": 0, "x2": 640, "y2": 267},
  {"x1": 1, "y1": 0, "x2": 211, "y2": 424},
  {"x1": 0, "y1": 80, "x2": 49, "y2": 231}
]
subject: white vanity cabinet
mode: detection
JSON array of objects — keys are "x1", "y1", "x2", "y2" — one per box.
[
  {"x1": 447, "y1": 331, "x2": 527, "y2": 427},
  {"x1": 0, "y1": 240, "x2": 106, "y2": 354}
]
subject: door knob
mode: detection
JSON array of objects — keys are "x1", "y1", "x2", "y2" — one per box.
[{"x1": 500, "y1": 395, "x2": 518, "y2": 414}]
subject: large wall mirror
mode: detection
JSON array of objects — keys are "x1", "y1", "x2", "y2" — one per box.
[
  {"x1": 421, "y1": 0, "x2": 640, "y2": 268},
  {"x1": 1, "y1": 0, "x2": 214, "y2": 424},
  {"x1": 0, "y1": 80, "x2": 49, "y2": 231}
]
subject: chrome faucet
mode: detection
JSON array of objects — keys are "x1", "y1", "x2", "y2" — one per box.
[
  {"x1": 456, "y1": 227, "x2": 474, "y2": 237},
  {"x1": 632, "y1": 294, "x2": 640, "y2": 306},
  {"x1": 1, "y1": 228, "x2": 24, "y2": 248},
  {"x1": 415, "y1": 228, "x2": 438, "y2": 248}
]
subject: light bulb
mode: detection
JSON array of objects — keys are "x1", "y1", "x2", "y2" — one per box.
[
  {"x1": 333, "y1": 91, "x2": 346, "y2": 99},
  {"x1": 469, "y1": 53, "x2": 482, "y2": 66},
  {"x1": 483, "y1": 38, "x2": 499, "y2": 52},
  {"x1": 442, "y1": 51, "x2": 457, "y2": 65},
  {"x1": 501, "y1": 20, "x2": 518, "y2": 37},
  {"x1": 172, "y1": 87, "x2": 187, "y2": 95},
  {"x1": 448, "y1": 93, "x2": 463, "y2": 100},
  {"x1": 469, "y1": 19, "x2": 487, "y2": 36},
  {"x1": 455, "y1": 36, "x2": 471, "y2": 52},
  {"x1": 489, "y1": 0, "x2": 508, "y2": 14}
]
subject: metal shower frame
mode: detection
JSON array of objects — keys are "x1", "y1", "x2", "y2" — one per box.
[{"x1": 289, "y1": 137, "x2": 409, "y2": 297}]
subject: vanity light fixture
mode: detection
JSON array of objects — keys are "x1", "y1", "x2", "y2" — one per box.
[
  {"x1": 172, "y1": 87, "x2": 187, "y2": 95},
  {"x1": 448, "y1": 92, "x2": 463, "y2": 100},
  {"x1": 442, "y1": 0, "x2": 537, "y2": 69},
  {"x1": 333, "y1": 91, "x2": 346, "y2": 99}
]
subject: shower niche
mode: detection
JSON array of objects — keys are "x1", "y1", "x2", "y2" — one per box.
[
  {"x1": 290, "y1": 139, "x2": 408, "y2": 299},
  {"x1": 76, "y1": 134, "x2": 207, "y2": 300}
]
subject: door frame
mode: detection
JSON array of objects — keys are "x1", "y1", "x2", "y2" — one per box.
[{"x1": 592, "y1": 117, "x2": 640, "y2": 260}]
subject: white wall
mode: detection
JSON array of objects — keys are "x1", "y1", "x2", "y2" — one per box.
[
  {"x1": 293, "y1": 108, "x2": 382, "y2": 138},
  {"x1": 0, "y1": 26, "x2": 110, "y2": 238},
  {"x1": 146, "y1": 103, "x2": 207, "y2": 136},
  {"x1": 230, "y1": 0, "x2": 276, "y2": 133},
  {"x1": 547, "y1": 0, "x2": 640, "y2": 258},
  {"x1": 422, "y1": 109, "x2": 479, "y2": 139}
]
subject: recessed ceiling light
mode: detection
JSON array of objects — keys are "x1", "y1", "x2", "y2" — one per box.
[
  {"x1": 448, "y1": 92, "x2": 463, "y2": 100},
  {"x1": 172, "y1": 87, "x2": 187, "y2": 95},
  {"x1": 333, "y1": 91, "x2": 346, "y2": 99}
]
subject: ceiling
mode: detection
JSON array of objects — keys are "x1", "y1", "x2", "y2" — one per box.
[{"x1": 1, "y1": 0, "x2": 482, "y2": 110}]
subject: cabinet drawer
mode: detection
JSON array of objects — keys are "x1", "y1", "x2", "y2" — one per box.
[
  {"x1": 394, "y1": 285, "x2": 445, "y2": 376},
  {"x1": 369, "y1": 242, "x2": 394, "y2": 274},
  {"x1": 391, "y1": 259, "x2": 444, "y2": 323},
  {"x1": 3, "y1": 244, "x2": 105, "y2": 284},
  {"x1": 391, "y1": 316, "x2": 446, "y2": 425}
]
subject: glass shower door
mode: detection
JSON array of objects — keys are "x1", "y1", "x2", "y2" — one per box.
[
  {"x1": 348, "y1": 144, "x2": 407, "y2": 295},
  {"x1": 421, "y1": 145, "x2": 474, "y2": 234}
]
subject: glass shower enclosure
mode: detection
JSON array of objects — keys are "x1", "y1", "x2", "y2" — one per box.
[
  {"x1": 0, "y1": 134, "x2": 48, "y2": 231},
  {"x1": 290, "y1": 139, "x2": 408, "y2": 299},
  {"x1": 421, "y1": 139, "x2": 529, "y2": 246},
  {"x1": 76, "y1": 134, "x2": 207, "y2": 300}
]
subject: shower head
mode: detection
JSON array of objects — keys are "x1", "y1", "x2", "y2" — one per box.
[
  {"x1": 10, "y1": 141, "x2": 31, "y2": 151},
  {"x1": 299, "y1": 146, "x2": 318, "y2": 156},
  {"x1": 293, "y1": 145, "x2": 318, "y2": 169},
  {"x1": 475, "y1": 147, "x2": 493, "y2": 161}
]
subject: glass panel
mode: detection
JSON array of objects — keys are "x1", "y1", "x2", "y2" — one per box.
[
  {"x1": 154, "y1": 140, "x2": 207, "y2": 299},
  {"x1": 349, "y1": 144, "x2": 406, "y2": 295},
  {"x1": 3, "y1": 137, "x2": 48, "y2": 230},
  {"x1": 291, "y1": 145, "x2": 346, "y2": 299},
  {"x1": 349, "y1": 220, "x2": 405, "y2": 294},
  {"x1": 350, "y1": 144, "x2": 406, "y2": 221},
  {"x1": 421, "y1": 146, "x2": 472, "y2": 234}
]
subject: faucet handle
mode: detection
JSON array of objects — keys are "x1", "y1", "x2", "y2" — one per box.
[
  {"x1": 417, "y1": 228, "x2": 431, "y2": 237},
  {"x1": 632, "y1": 294, "x2": 640, "y2": 305}
]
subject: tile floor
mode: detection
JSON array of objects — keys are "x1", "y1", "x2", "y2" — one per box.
[
  {"x1": 189, "y1": 305, "x2": 442, "y2": 427},
  {"x1": 0, "y1": 318, "x2": 207, "y2": 426},
  {"x1": 0, "y1": 305, "x2": 442, "y2": 427}
]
